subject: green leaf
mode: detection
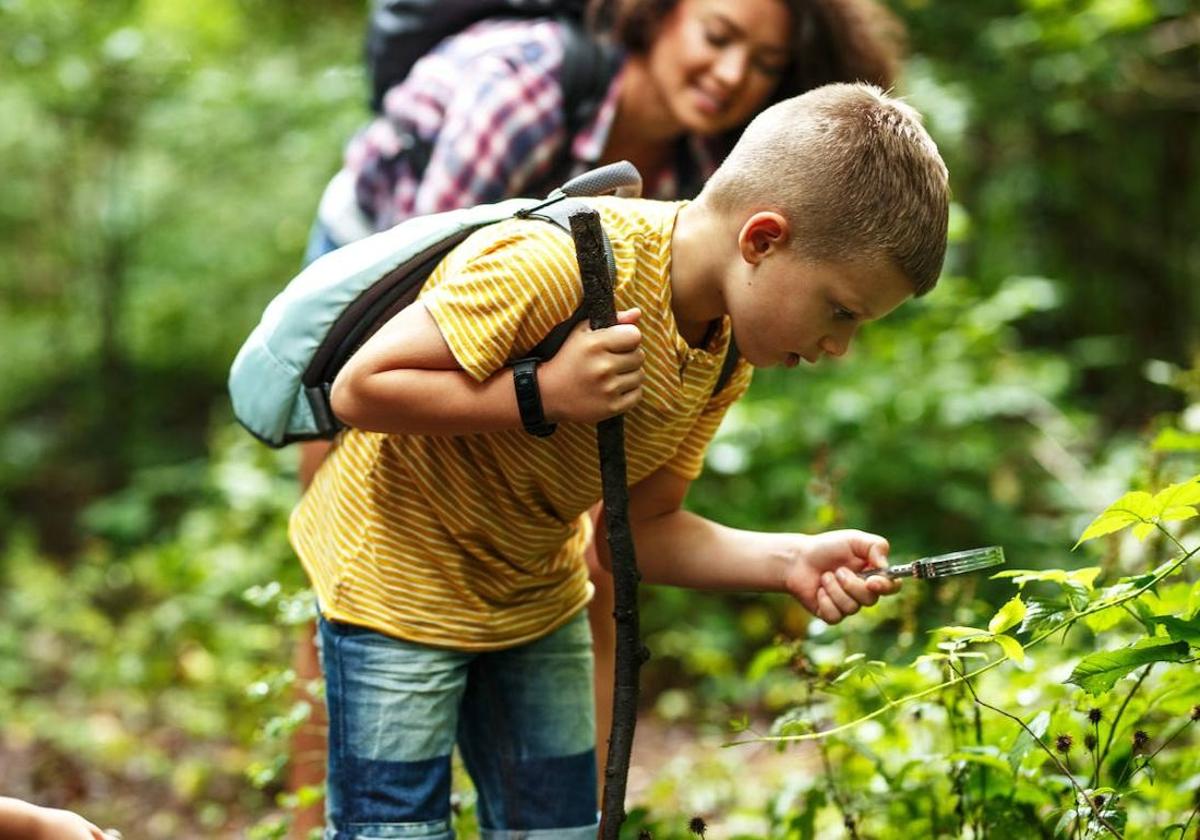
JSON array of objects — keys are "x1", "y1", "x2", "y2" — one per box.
[
  {"x1": 1074, "y1": 491, "x2": 1154, "y2": 548},
  {"x1": 1133, "y1": 521, "x2": 1156, "y2": 541},
  {"x1": 993, "y1": 633, "x2": 1026, "y2": 663},
  {"x1": 1007, "y1": 710, "x2": 1050, "y2": 771},
  {"x1": 1151, "y1": 477, "x2": 1200, "y2": 514},
  {"x1": 1151, "y1": 614, "x2": 1200, "y2": 646},
  {"x1": 1152, "y1": 428, "x2": 1200, "y2": 452},
  {"x1": 1083, "y1": 605, "x2": 1125, "y2": 634},
  {"x1": 993, "y1": 568, "x2": 1070, "y2": 585},
  {"x1": 746, "y1": 645, "x2": 793, "y2": 681},
  {"x1": 1066, "y1": 638, "x2": 1189, "y2": 694},
  {"x1": 988, "y1": 596, "x2": 1027, "y2": 634},
  {"x1": 1067, "y1": 567, "x2": 1103, "y2": 590}
]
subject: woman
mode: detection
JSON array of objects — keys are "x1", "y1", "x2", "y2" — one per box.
[{"x1": 289, "y1": 0, "x2": 903, "y2": 833}]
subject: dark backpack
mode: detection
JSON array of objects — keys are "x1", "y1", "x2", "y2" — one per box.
[{"x1": 365, "y1": 0, "x2": 616, "y2": 130}]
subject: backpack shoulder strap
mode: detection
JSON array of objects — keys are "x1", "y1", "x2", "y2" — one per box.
[
  {"x1": 556, "y1": 17, "x2": 621, "y2": 138},
  {"x1": 713, "y1": 335, "x2": 741, "y2": 397}
]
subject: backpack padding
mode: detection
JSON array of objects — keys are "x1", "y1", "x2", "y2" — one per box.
[{"x1": 229, "y1": 197, "x2": 539, "y2": 448}]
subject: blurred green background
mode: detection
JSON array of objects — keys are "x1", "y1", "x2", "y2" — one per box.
[{"x1": 1, "y1": 0, "x2": 1197, "y2": 837}]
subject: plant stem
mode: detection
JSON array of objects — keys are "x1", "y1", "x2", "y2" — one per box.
[
  {"x1": 948, "y1": 662, "x2": 1125, "y2": 840},
  {"x1": 804, "y1": 684, "x2": 862, "y2": 840},
  {"x1": 1180, "y1": 799, "x2": 1199, "y2": 840},
  {"x1": 1119, "y1": 716, "x2": 1196, "y2": 788},
  {"x1": 1096, "y1": 663, "x2": 1153, "y2": 779}
]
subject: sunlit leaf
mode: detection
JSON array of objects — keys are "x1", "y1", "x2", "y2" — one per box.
[
  {"x1": 1151, "y1": 477, "x2": 1200, "y2": 513},
  {"x1": 1066, "y1": 638, "x2": 1189, "y2": 694},
  {"x1": 1152, "y1": 428, "x2": 1200, "y2": 452},
  {"x1": 1074, "y1": 491, "x2": 1154, "y2": 548},
  {"x1": 1133, "y1": 521, "x2": 1156, "y2": 541},
  {"x1": 1067, "y1": 567, "x2": 1102, "y2": 590},
  {"x1": 992, "y1": 568, "x2": 1070, "y2": 586},
  {"x1": 988, "y1": 596, "x2": 1027, "y2": 634},
  {"x1": 993, "y1": 633, "x2": 1026, "y2": 663},
  {"x1": 1083, "y1": 605, "x2": 1125, "y2": 634}
]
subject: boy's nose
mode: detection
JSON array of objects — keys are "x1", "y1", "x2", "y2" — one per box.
[{"x1": 819, "y1": 336, "x2": 848, "y2": 358}]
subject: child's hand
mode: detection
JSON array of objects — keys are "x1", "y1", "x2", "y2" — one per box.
[
  {"x1": 784, "y1": 530, "x2": 900, "y2": 624},
  {"x1": 32, "y1": 806, "x2": 114, "y2": 839},
  {"x1": 539, "y1": 308, "x2": 645, "y2": 424}
]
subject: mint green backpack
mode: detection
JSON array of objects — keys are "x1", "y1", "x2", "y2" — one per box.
[{"x1": 228, "y1": 162, "x2": 738, "y2": 447}]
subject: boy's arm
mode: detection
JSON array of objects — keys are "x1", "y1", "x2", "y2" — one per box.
[
  {"x1": 595, "y1": 467, "x2": 900, "y2": 624},
  {"x1": 330, "y1": 300, "x2": 645, "y2": 436}
]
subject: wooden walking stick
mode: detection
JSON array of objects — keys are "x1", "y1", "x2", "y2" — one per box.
[{"x1": 569, "y1": 208, "x2": 649, "y2": 839}]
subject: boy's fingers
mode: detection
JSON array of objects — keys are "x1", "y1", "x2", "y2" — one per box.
[
  {"x1": 597, "y1": 323, "x2": 642, "y2": 352},
  {"x1": 866, "y1": 575, "x2": 901, "y2": 596},
  {"x1": 833, "y1": 566, "x2": 879, "y2": 606},
  {"x1": 611, "y1": 348, "x2": 645, "y2": 374},
  {"x1": 615, "y1": 307, "x2": 642, "y2": 324},
  {"x1": 815, "y1": 589, "x2": 842, "y2": 624},
  {"x1": 820, "y1": 572, "x2": 860, "y2": 616},
  {"x1": 611, "y1": 370, "x2": 644, "y2": 396}
]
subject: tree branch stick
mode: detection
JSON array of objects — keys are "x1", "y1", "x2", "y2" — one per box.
[{"x1": 570, "y1": 209, "x2": 647, "y2": 839}]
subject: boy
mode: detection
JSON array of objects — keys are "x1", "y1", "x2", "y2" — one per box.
[{"x1": 291, "y1": 82, "x2": 949, "y2": 839}]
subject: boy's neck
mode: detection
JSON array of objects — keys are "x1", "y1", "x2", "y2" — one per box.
[{"x1": 670, "y1": 199, "x2": 733, "y2": 348}]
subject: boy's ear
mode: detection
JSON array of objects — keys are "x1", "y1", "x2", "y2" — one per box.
[{"x1": 738, "y1": 212, "x2": 790, "y2": 265}]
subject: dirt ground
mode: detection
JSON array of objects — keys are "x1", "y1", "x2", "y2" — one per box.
[{"x1": 1, "y1": 714, "x2": 818, "y2": 839}]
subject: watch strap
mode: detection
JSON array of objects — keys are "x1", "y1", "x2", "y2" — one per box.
[{"x1": 511, "y1": 358, "x2": 557, "y2": 437}]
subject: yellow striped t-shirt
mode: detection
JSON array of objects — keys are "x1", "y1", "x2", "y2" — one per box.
[{"x1": 290, "y1": 197, "x2": 752, "y2": 650}]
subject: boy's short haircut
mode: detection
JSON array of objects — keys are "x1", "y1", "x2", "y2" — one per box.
[{"x1": 701, "y1": 83, "x2": 950, "y2": 296}]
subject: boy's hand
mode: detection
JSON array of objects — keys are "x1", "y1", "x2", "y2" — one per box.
[
  {"x1": 784, "y1": 530, "x2": 900, "y2": 624},
  {"x1": 33, "y1": 806, "x2": 114, "y2": 839},
  {"x1": 539, "y1": 308, "x2": 645, "y2": 424}
]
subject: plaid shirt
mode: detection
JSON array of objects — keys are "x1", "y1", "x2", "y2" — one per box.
[{"x1": 333, "y1": 18, "x2": 718, "y2": 235}]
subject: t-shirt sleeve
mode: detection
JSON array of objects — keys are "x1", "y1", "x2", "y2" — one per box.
[
  {"x1": 420, "y1": 221, "x2": 583, "y2": 382},
  {"x1": 661, "y1": 358, "x2": 754, "y2": 480}
]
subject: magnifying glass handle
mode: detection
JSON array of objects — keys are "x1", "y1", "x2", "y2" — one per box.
[{"x1": 858, "y1": 562, "x2": 915, "y2": 580}]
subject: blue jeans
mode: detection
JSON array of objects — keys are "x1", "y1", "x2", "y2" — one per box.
[{"x1": 318, "y1": 611, "x2": 599, "y2": 840}]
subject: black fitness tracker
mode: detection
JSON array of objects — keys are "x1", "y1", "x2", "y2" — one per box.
[{"x1": 511, "y1": 358, "x2": 556, "y2": 437}]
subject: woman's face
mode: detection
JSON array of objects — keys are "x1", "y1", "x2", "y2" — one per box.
[{"x1": 644, "y1": 0, "x2": 792, "y2": 136}]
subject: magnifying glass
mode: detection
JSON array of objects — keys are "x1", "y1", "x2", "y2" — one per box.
[{"x1": 857, "y1": 545, "x2": 1005, "y2": 580}]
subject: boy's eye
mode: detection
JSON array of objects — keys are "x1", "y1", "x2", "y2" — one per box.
[{"x1": 833, "y1": 305, "x2": 857, "y2": 321}]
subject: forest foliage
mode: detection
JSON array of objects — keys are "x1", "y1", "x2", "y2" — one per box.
[{"x1": 0, "y1": 0, "x2": 1198, "y2": 837}]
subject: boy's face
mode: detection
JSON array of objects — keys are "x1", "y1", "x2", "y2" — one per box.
[{"x1": 728, "y1": 252, "x2": 913, "y2": 369}]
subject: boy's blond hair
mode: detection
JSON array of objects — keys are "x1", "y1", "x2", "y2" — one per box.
[{"x1": 702, "y1": 83, "x2": 949, "y2": 296}]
